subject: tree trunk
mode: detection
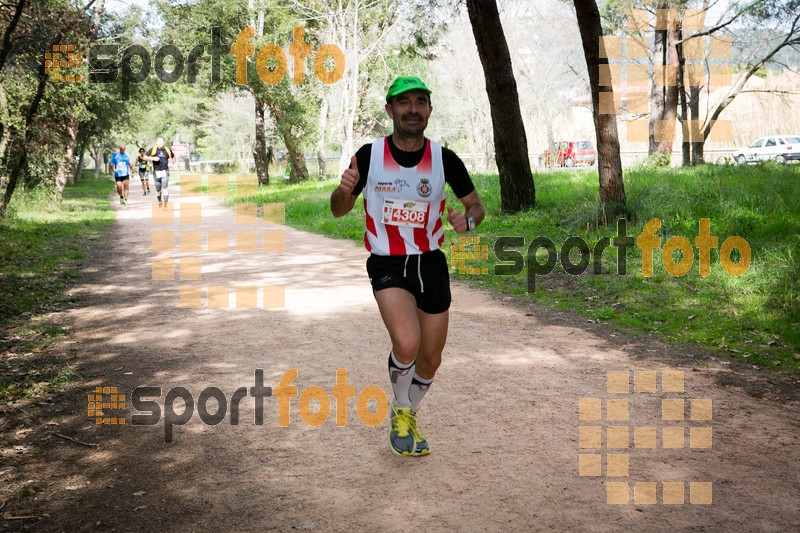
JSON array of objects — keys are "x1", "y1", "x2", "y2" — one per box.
[
  {"x1": 0, "y1": 121, "x2": 9, "y2": 162},
  {"x1": 689, "y1": 86, "x2": 703, "y2": 165},
  {"x1": 573, "y1": 0, "x2": 625, "y2": 212},
  {"x1": 266, "y1": 145, "x2": 273, "y2": 184},
  {"x1": 73, "y1": 134, "x2": 88, "y2": 184},
  {"x1": 657, "y1": 17, "x2": 680, "y2": 161},
  {"x1": 93, "y1": 144, "x2": 103, "y2": 179},
  {"x1": 676, "y1": 26, "x2": 690, "y2": 167},
  {"x1": 0, "y1": 0, "x2": 26, "y2": 73},
  {"x1": 54, "y1": 116, "x2": 78, "y2": 202},
  {"x1": 317, "y1": 150, "x2": 326, "y2": 181},
  {"x1": 0, "y1": 85, "x2": 8, "y2": 162},
  {"x1": 253, "y1": 96, "x2": 269, "y2": 186},
  {"x1": 466, "y1": 0, "x2": 535, "y2": 212},
  {"x1": 284, "y1": 133, "x2": 308, "y2": 182},
  {"x1": 90, "y1": 0, "x2": 105, "y2": 41},
  {"x1": 649, "y1": 24, "x2": 667, "y2": 156},
  {"x1": 338, "y1": 3, "x2": 359, "y2": 176},
  {"x1": 0, "y1": 44, "x2": 50, "y2": 218},
  {"x1": 317, "y1": 92, "x2": 329, "y2": 181},
  {"x1": 54, "y1": 0, "x2": 104, "y2": 203},
  {"x1": 264, "y1": 96, "x2": 308, "y2": 182}
]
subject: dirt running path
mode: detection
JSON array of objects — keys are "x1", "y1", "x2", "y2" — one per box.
[{"x1": 7, "y1": 181, "x2": 800, "y2": 532}]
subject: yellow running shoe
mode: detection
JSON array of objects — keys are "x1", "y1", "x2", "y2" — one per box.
[
  {"x1": 409, "y1": 410, "x2": 429, "y2": 456},
  {"x1": 388, "y1": 405, "x2": 415, "y2": 456}
]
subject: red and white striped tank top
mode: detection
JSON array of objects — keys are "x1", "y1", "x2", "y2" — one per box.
[{"x1": 362, "y1": 137, "x2": 446, "y2": 256}]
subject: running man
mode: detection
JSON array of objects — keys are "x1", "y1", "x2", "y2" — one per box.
[
  {"x1": 109, "y1": 144, "x2": 131, "y2": 205},
  {"x1": 135, "y1": 148, "x2": 151, "y2": 196},
  {"x1": 330, "y1": 76, "x2": 485, "y2": 456},
  {"x1": 144, "y1": 137, "x2": 175, "y2": 208}
]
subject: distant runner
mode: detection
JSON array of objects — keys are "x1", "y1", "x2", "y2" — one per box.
[
  {"x1": 144, "y1": 137, "x2": 175, "y2": 209},
  {"x1": 135, "y1": 148, "x2": 151, "y2": 196},
  {"x1": 109, "y1": 144, "x2": 131, "y2": 206}
]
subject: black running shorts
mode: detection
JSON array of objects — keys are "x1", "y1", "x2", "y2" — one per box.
[
  {"x1": 366, "y1": 249, "x2": 451, "y2": 314},
  {"x1": 114, "y1": 175, "x2": 130, "y2": 182}
]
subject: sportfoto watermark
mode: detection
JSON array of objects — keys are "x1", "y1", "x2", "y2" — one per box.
[
  {"x1": 85, "y1": 26, "x2": 344, "y2": 99},
  {"x1": 494, "y1": 218, "x2": 751, "y2": 292},
  {"x1": 97, "y1": 369, "x2": 389, "y2": 442}
]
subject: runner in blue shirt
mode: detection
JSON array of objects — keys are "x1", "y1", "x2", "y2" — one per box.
[{"x1": 109, "y1": 144, "x2": 131, "y2": 206}]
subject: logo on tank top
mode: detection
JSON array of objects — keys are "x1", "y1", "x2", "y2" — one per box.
[
  {"x1": 374, "y1": 178, "x2": 409, "y2": 192},
  {"x1": 417, "y1": 178, "x2": 431, "y2": 198}
]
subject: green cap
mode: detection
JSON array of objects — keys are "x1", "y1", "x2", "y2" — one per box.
[{"x1": 386, "y1": 76, "x2": 431, "y2": 102}]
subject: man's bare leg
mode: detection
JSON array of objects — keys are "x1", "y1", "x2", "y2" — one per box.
[{"x1": 373, "y1": 287, "x2": 445, "y2": 456}]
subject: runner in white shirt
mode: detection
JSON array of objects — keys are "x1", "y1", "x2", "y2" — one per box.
[
  {"x1": 144, "y1": 137, "x2": 175, "y2": 209},
  {"x1": 330, "y1": 76, "x2": 485, "y2": 456}
]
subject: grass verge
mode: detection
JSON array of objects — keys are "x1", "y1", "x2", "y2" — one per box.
[
  {"x1": 189, "y1": 162, "x2": 800, "y2": 373},
  {"x1": 0, "y1": 174, "x2": 115, "y2": 404}
]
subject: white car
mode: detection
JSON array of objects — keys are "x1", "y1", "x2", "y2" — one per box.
[{"x1": 734, "y1": 135, "x2": 800, "y2": 164}]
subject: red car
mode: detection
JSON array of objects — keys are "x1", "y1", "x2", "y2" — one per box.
[{"x1": 538, "y1": 140, "x2": 597, "y2": 167}]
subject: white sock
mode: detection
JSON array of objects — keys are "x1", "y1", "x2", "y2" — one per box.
[
  {"x1": 409, "y1": 372, "x2": 433, "y2": 412},
  {"x1": 388, "y1": 351, "x2": 414, "y2": 408}
]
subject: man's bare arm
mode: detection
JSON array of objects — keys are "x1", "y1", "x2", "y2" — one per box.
[
  {"x1": 330, "y1": 155, "x2": 359, "y2": 217},
  {"x1": 446, "y1": 190, "x2": 485, "y2": 233}
]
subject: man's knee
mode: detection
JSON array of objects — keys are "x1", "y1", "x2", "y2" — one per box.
[
  {"x1": 416, "y1": 349, "x2": 442, "y2": 375},
  {"x1": 392, "y1": 338, "x2": 420, "y2": 364}
]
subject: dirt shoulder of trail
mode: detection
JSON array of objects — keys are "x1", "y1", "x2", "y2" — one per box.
[{"x1": 1, "y1": 184, "x2": 798, "y2": 532}]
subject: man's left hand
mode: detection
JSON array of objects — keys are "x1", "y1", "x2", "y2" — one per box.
[{"x1": 447, "y1": 205, "x2": 467, "y2": 233}]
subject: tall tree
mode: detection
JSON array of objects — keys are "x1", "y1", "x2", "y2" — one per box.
[
  {"x1": 54, "y1": 0, "x2": 104, "y2": 202},
  {"x1": 676, "y1": 20, "x2": 690, "y2": 166},
  {"x1": 466, "y1": 0, "x2": 535, "y2": 212},
  {"x1": 649, "y1": 3, "x2": 669, "y2": 158},
  {"x1": 603, "y1": 0, "x2": 800, "y2": 165},
  {"x1": 159, "y1": 0, "x2": 319, "y2": 181},
  {"x1": 288, "y1": 0, "x2": 447, "y2": 176},
  {"x1": 574, "y1": 0, "x2": 626, "y2": 212},
  {"x1": 693, "y1": 8, "x2": 800, "y2": 163},
  {"x1": 1, "y1": 0, "x2": 92, "y2": 216},
  {"x1": 0, "y1": 0, "x2": 26, "y2": 73},
  {"x1": 253, "y1": 97, "x2": 269, "y2": 185},
  {"x1": 0, "y1": 34, "x2": 56, "y2": 218},
  {"x1": 658, "y1": 13, "x2": 680, "y2": 158}
]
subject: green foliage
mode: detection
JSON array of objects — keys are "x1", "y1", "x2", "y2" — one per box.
[
  {"x1": 633, "y1": 151, "x2": 672, "y2": 169},
  {"x1": 0, "y1": 0, "x2": 93, "y2": 188}
]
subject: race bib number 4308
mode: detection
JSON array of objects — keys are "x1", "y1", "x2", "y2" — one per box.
[{"x1": 382, "y1": 198, "x2": 429, "y2": 228}]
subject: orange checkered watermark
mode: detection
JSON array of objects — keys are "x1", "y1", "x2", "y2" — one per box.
[
  {"x1": 45, "y1": 44, "x2": 83, "y2": 83},
  {"x1": 450, "y1": 236, "x2": 489, "y2": 275},
  {"x1": 88, "y1": 386, "x2": 126, "y2": 425},
  {"x1": 150, "y1": 175, "x2": 286, "y2": 309},
  {"x1": 578, "y1": 370, "x2": 713, "y2": 505},
  {"x1": 598, "y1": 8, "x2": 733, "y2": 144}
]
